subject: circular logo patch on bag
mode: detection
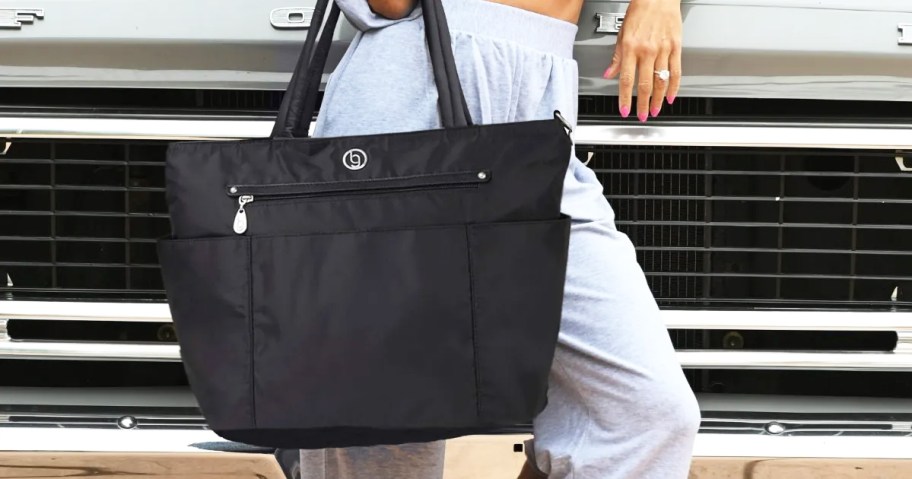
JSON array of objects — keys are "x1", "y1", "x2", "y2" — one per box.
[{"x1": 342, "y1": 148, "x2": 368, "y2": 171}]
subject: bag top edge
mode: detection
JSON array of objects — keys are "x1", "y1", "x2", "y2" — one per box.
[{"x1": 167, "y1": 117, "x2": 569, "y2": 151}]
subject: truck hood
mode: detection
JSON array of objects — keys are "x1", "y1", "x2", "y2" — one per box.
[{"x1": 1, "y1": 0, "x2": 911, "y2": 101}]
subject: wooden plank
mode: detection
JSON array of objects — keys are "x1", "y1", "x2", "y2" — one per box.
[
  {"x1": 689, "y1": 458, "x2": 912, "y2": 479},
  {"x1": 443, "y1": 435, "x2": 530, "y2": 479},
  {"x1": 441, "y1": 436, "x2": 912, "y2": 479},
  {"x1": 5, "y1": 438, "x2": 912, "y2": 478},
  {"x1": 0, "y1": 452, "x2": 286, "y2": 479}
]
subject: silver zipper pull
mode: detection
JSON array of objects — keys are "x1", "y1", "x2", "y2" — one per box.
[{"x1": 233, "y1": 195, "x2": 254, "y2": 234}]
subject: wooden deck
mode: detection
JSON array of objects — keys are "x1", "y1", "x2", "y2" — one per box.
[
  {"x1": 448, "y1": 435, "x2": 912, "y2": 478},
  {"x1": 443, "y1": 435, "x2": 529, "y2": 478},
  {"x1": 0, "y1": 452, "x2": 285, "y2": 478},
  {"x1": 2, "y1": 435, "x2": 912, "y2": 478}
]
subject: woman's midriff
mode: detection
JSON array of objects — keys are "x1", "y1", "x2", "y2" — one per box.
[{"x1": 485, "y1": 0, "x2": 584, "y2": 24}]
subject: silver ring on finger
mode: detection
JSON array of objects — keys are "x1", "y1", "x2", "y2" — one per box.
[{"x1": 654, "y1": 69, "x2": 671, "y2": 81}]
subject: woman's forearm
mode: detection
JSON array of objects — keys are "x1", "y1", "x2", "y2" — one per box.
[{"x1": 368, "y1": 0, "x2": 418, "y2": 19}]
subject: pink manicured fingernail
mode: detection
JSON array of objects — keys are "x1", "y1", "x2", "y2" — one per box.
[
  {"x1": 650, "y1": 107, "x2": 661, "y2": 117},
  {"x1": 638, "y1": 111, "x2": 648, "y2": 123},
  {"x1": 619, "y1": 105, "x2": 630, "y2": 118},
  {"x1": 603, "y1": 67, "x2": 613, "y2": 79},
  {"x1": 666, "y1": 95, "x2": 676, "y2": 105}
]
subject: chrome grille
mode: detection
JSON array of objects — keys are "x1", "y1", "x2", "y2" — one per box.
[
  {"x1": 0, "y1": 140, "x2": 170, "y2": 299},
  {"x1": 3, "y1": 133, "x2": 911, "y2": 308},
  {"x1": 0, "y1": 92, "x2": 909, "y2": 405},
  {"x1": 584, "y1": 145, "x2": 912, "y2": 310}
]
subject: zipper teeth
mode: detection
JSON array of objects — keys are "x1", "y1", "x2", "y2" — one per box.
[
  {"x1": 229, "y1": 170, "x2": 489, "y2": 198},
  {"x1": 250, "y1": 182, "x2": 480, "y2": 203}
]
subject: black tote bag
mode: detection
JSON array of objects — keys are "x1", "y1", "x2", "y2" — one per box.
[{"x1": 158, "y1": 0, "x2": 573, "y2": 449}]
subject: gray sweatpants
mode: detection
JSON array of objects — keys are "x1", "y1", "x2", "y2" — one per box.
[{"x1": 301, "y1": 0, "x2": 701, "y2": 477}]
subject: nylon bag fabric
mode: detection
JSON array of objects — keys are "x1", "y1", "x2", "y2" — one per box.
[{"x1": 157, "y1": 0, "x2": 573, "y2": 449}]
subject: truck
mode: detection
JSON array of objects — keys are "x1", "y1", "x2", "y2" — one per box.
[{"x1": 1, "y1": 1, "x2": 911, "y2": 477}]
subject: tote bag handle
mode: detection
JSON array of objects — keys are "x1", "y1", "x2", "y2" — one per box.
[{"x1": 271, "y1": 0, "x2": 473, "y2": 138}]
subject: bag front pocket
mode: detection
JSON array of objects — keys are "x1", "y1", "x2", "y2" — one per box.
[
  {"x1": 159, "y1": 217, "x2": 571, "y2": 447},
  {"x1": 251, "y1": 226, "x2": 478, "y2": 430}
]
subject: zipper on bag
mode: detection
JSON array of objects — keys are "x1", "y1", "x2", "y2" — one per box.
[
  {"x1": 232, "y1": 195, "x2": 255, "y2": 234},
  {"x1": 228, "y1": 170, "x2": 491, "y2": 234}
]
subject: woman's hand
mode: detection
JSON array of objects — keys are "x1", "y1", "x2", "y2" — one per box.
[{"x1": 603, "y1": 0, "x2": 682, "y2": 121}]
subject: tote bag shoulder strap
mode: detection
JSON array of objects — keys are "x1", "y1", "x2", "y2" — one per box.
[{"x1": 271, "y1": 0, "x2": 473, "y2": 138}]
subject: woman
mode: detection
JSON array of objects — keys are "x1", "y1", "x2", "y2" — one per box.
[{"x1": 300, "y1": 0, "x2": 700, "y2": 477}]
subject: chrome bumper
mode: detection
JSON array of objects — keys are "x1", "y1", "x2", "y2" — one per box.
[
  {"x1": 2, "y1": 392, "x2": 911, "y2": 459},
  {"x1": 2, "y1": 429, "x2": 911, "y2": 458},
  {"x1": 2, "y1": 301, "x2": 911, "y2": 371},
  {"x1": 0, "y1": 428, "x2": 235, "y2": 453},
  {"x1": 0, "y1": 426, "x2": 285, "y2": 479},
  {"x1": 3, "y1": 116, "x2": 912, "y2": 152},
  {"x1": 0, "y1": 388, "x2": 283, "y2": 478},
  {"x1": 0, "y1": 386, "x2": 267, "y2": 458},
  {"x1": 0, "y1": 387, "x2": 225, "y2": 450}
]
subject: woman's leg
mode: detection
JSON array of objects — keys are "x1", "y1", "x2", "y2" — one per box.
[
  {"x1": 299, "y1": 442, "x2": 445, "y2": 479},
  {"x1": 524, "y1": 159, "x2": 702, "y2": 478}
]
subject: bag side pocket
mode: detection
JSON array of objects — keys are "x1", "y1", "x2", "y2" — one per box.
[
  {"x1": 467, "y1": 217, "x2": 571, "y2": 424},
  {"x1": 157, "y1": 236, "x2": 255, "y2": 432}
]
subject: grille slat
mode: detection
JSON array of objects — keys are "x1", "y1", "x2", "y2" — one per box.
[
  {"x1": 0, "y1": 263, "x2": 159, "y2": 269},
  {"x1": 0, "y1": 186, "x2": 165, "y2": 192},
  {"x1": 637, "y1": 247, "x2": 912, "y2": 256},
  {"x1": 0, "y1": 211, "x2": 170, "y2": 218},
  {"x1": 3, "y1": 288, "x2": 163, "y2": 295},
  {"x1": 614, "y1": 221, "x2": 912, "y2": 230},
  {"x1": 602, "y1": 169, "x2": 907, "y2": 178},
  {"x1": 0, "y1": 237, "x2": 157, "y2": 243},
  {"x1": 646, "y1": 272, "x2": 910, "y2": 281},
  {"x1": 850, "y1": 155, "x2": 861, "y2": 301},
  {"x1": 6, "y1": 160, "x2": 164, "y2": 166},
  {"x1": 606, "y1": 195, "x2": 912, "y2": 205}
]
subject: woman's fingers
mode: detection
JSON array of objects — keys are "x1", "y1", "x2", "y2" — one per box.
[
  {"x1": 603, "y1": 0, "x2": 683, "y2": 119},
  {"x1": 636, "y1": 48, "x2": 657, "y2": 122},
  {"x1": 617, "y1": 46, "x2": 637, "y2": 118},
  {"x1": 603, "y1": 44, "x2": 623, "y2": 80},
  {"x1": 666, "y1": 40, "x2": 683, "y2": 104},
  {"x1": 651, "y1": 48, "x2": 671, "y2": 117},
  {"x1": 607, "y1": 28, "x2": 635, "y2": 118}
]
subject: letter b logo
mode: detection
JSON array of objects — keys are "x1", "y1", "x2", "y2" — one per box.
[{"x1": 342, "y1": 148, "x2": 368, "y2": 171}]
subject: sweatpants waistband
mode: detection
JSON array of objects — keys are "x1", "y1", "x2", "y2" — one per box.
[{"x1": 439, "y1": 0, "x2": 578, "y2": 59}]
